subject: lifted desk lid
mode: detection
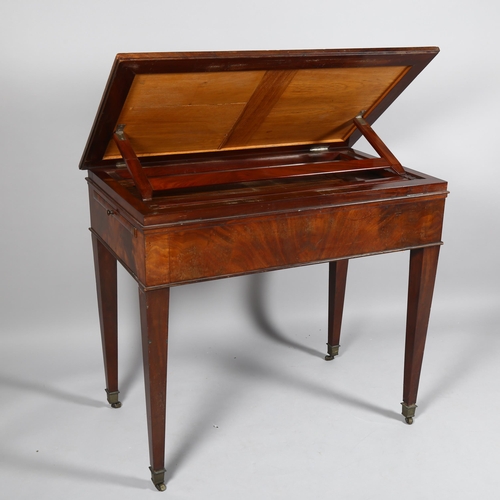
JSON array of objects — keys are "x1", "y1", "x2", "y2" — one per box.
[{"x1": 80, "y1": 47, "x2": 438, "y2": 168}]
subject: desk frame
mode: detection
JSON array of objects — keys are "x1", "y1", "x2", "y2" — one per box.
[{"x1": 89, "y1": 168, "x2": 445, "y2": 491}]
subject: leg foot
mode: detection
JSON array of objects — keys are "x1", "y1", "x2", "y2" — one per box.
[
  {"x1": 325, "y1": 343, "x2": 340, "y2": 361},
  {"x1": 401, "y1": 403, "x2": 417, "y2": 425},
  {"x1": 150, "y1": 467, "x2": 167, "y2": 492},
  {"x1": 106, "y1": 389, "x2": 122, "y2": 409}
]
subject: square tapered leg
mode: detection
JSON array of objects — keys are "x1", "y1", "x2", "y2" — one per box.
[
  {"x1": 92, "y1": 235, "x2": 121, "y2": 408},
  {"x1": 139, "y1": 286, "x2": 170, "y2": 491},
  {"x1": 402, "y1": 245, "x2": 440, "y2": 424},
  {"x1": 325, "y1": 259, "x2": 349, "y2": 360}
]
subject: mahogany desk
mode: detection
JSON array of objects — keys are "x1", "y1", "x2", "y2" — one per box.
[{"x1": 80, "y1": 47, "x2": 447, "y2": 491}]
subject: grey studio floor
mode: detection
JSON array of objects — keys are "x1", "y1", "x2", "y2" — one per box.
[{"x1": 1, "y1": 255, "x2": 499, "y2": 500}]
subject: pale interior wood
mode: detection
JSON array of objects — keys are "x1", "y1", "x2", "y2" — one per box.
[{"x1": 104, "y1": 66, "x2": 409, "y2": 159}]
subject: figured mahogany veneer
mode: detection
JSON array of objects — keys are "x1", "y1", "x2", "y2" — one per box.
[{"x1": 81, "y1": 47, "x2": 446, "y2": 491}]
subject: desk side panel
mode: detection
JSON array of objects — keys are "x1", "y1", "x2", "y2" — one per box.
[
  {"x1": 88, "y1": 185, "x2": 146, "y2": 284},
  {"x1": 144, "y1": 195, "x2": 445, "y2": 287}
]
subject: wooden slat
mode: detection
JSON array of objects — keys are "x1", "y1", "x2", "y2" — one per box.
[{"x1": 147, "y1": 158, "x2": 390, "y2": 191}]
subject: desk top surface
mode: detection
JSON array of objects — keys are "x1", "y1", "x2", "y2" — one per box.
[{"x1": 80, "y1": 47, "x2": 439, "y2": 171}]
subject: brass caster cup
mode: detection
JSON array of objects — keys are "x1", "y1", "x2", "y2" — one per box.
[
  {"x1": 105, "y1": 389, "x2": 122, "y2": 408},
  {"x1": 325, "y1": 344, "x2": 340, "y2": 361},
  {"x1": 401, "y1": 403, "x2": 417, "y2": 425},
  {"x1": 150, "y1": 467, "x2": 167, "y2": 492}
]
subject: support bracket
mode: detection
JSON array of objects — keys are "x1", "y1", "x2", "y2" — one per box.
[
  {"x1": 353, "y1": 113, "x2": 406, "y2": 176},
  {"x1": 113, "y1": 124, "x2": 154, "y2": 201}
]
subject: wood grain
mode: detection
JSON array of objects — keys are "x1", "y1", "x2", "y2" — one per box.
[
  {"x1": 403, "y1": 246, "x2": 440, "y2": 406},
  {"x1": 92, "y1": 234, "x2": 118, "y2": 397},
  {"x1": 143, "y1": 197, "x2": 445, "y2": 287},
  {"x1": 221, "y1": 70, "x2": 297, "y2": 148},
  {"x1": 103, "y1": 66, "x2": 408, "y2": 159},
  {"x1": 104, "y1": 71, "x2": 264, "y2": 158}
]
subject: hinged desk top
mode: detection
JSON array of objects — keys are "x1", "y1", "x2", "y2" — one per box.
[
  {"x1": 80, "y1": 47, "x2": 439, "y2": 170},
  {"x1": 81, "y1": 47, "x2": 441, "y2": 206}
]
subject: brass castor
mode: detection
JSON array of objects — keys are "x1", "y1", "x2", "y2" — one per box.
[
  {"x1": 401, "y1": 403, "x2": 417, "y2": 425},
  {"x1": 150, "y1": 467, "x2": 167, "y2": 492},
  {"x1": 106, "y1": 389, "x2": 121, "y2": 408},
  {"x1": 325, "y1": 344, "x2": 340, "y2": 361}
]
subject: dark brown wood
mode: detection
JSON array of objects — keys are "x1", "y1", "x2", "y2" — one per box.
[
  {"x1": 92, "y1": 234, "x2": 119, "y2": 402},
  {"x1": 146, "y1": 158, "x2": 390, "y2": 191},
  {"x1": 353, "y1": 115, "x2": 405, "y2": 175},
  {"x1": 327, "y1": 260, "x2": 349, "y2": 358},
  {"x1": 139, "y1": 286, "x2": 170, "y2": 490},
  {"x1": 113, "y1": 128, "x2": 153, "y2": 201},
  {"x1": 106, "y1": 148, "x2": 391, "y2": 194},
  {"x1": 82, "y1": 48, "x2": 446, "y2": 490},
  {"x1": 403, "y1": 245, "x2": 440, "y2": 407}
]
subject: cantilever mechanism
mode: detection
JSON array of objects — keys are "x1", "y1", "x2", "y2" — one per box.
[
  {"x1": 353, "y1": 112, "x2": 406, "y2": 176},
  {"x1": 112, "y1": 124, "x2": 154, "y2": 201}
]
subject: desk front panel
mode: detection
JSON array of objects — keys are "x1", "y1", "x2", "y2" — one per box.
[{"x1": 143, "y1": 195, "x2": 445, "y2": 287}]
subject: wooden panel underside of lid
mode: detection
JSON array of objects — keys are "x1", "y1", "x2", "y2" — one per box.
[
  {"x1": 245, "y1": 66, "x2": 409, "y2": 147},
  {"x1": 103, "y1": 65, "x2": 408, "y2": 159},
  {"x1": 104, "y1": 71, "x2": 265, "y2": 158}
]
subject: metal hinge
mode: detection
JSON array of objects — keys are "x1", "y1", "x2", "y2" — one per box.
[
  {"x1": 115, "y1": 124, "x2": 126, "y2": 141},
  {"x1": 309, "y1": 145, "x2": 329, "y2": 153}
]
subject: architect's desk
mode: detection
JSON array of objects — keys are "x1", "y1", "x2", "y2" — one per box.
[{"x1": 80, "y1": 47, "x2": 447, "y2": 491}]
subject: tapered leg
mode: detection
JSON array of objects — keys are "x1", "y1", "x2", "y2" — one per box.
[
  {"x1": 92, "y1": 234, "x2": 121, "y2": 408},
  {"x1": 139, "y1": 286, "x2": 170, "y2": 492},
  {"x1": 325, "y1": 259, "x2": 349, "y2": 360},
  {"x1": 402, "y1": 246, "x2": 440, "y2": 424}
]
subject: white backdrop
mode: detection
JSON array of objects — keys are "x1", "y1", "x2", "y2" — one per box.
[{"x1": 1, "y1": 1, "x2": 499, "y2": 498}]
